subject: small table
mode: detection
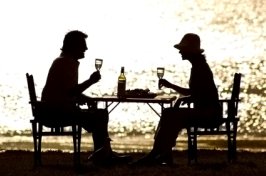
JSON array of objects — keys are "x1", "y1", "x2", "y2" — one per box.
[{"x1": 90, "y1": 95, "x2": 177, "y2": 118}]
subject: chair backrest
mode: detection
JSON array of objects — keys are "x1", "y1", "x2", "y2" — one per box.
[
  {"x1": 26, "y1": 73, "x2": 41, "y2": 118},
  {"x1": 231, "y1": 73, "x2": 241, "y2": 101},
  {"x1": 228, "y1": 73, "x2": 242, "y2": 117},
  {"x1": 26, "y1": 73, "x2": 37, "y2": 102}
]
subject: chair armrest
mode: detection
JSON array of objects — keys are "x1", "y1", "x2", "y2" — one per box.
[
  {"x1": 180, "y1": 98, "x2": 240, "y2": 107},
  {"x1": 219, "y1": 99, "x2": 241, "y2": 118},
  {"x1": 29, "y1": 100, "x2": 45, "y2": 105},
  {"x1": 29, "y1": 101, "x2": 51, "y2": 110},
  {"x1": 219, "y1": 98, "x2": 241, "y2": 103}
]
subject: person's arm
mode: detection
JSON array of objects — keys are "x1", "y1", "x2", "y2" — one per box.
[
  {"x1": 159, "y1": 79, "x2": 191, "y2": 95},
  {"x1": 168, "y1": 83, "x2": 191, "y2": 96},
  {"x1": 74, "y1": 79, "x2": 95, "y2": 95},
  {"x1": 71, "y1": 71, "x2": 101, "y2": 96}
]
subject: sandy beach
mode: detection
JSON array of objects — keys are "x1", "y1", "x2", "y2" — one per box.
[{"x1": 0, "y1": 150, "x2": 265, "y2": 176}]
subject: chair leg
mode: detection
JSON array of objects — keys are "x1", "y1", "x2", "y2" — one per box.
[
  {"x1": 192, "y1": 132, "x2": 198, "y2": 163},
  {"x1": 77, "y1": 126, "x2": 82, "y2": 165},
  {"x1": 72, "y1": 126, "x2": 77, "y2": 165},
  {"x1": 187, "y1": 130, "x2": 192, "y2": 164},
  {"x1": 78, "y1": 126, "x2": 82, "y2": 155},
  {"x1": 231, "y1": 121, "x2": 238, "y2": 161},
  {"x1": 227, "y1": 132, "x2": 232, "y2": 161},
  {"x1": 187, "y1": 127, "x2": 198, "y2": 164},
  {"x1": 31, "y1": 121, "x2": 38, "y2": 166},
  {"x1": 32, "y1": 122, "x2": 42, "y2": 166},
  {"x1": 72, "y1": 125, "x2": 81, "y2": 166},
  {"x1": 37, "y1": 124, "x2": 43, "y2": 166},
  {"x1": 226, "y1": 121, "x2": 237, "y2": 162}
]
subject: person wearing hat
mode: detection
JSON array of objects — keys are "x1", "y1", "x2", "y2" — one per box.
[{"x1": 131, "y1": 33, "x2": 222, "y2": 166}]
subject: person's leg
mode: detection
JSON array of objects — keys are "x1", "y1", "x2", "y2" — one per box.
[
  {"x1": 155, "y1": 107, "x2": 221, "y2": 149},
  {"x1": 152, "y1": 108, "x2": 187, "y2": 155},
  {"x1": 131, "y1": 108, "x2": 188, "y2": 165},
  {"x1": 79, "y1": 109, "x2": 109, "y2": 151},
  {"x1": 90, "y1": 109, "x2": 109, "y2": 151},
  {"x1": 79, "y1": 108, "x2": 132, "y2": 165}
]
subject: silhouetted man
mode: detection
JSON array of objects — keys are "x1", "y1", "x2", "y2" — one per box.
[
  {"x1": 42, "y1": 30, "x2": 131, "y2": 165},
  {"x1": 132, "y1": 33, "x2": 222, "y2": 165}
]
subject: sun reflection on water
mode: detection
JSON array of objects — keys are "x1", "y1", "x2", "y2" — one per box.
[{"x1": 0, "y1": 0, "x2": 265, "y2": 148}]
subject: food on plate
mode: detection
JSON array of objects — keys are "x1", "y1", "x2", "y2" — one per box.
[{"x1": 125, "y1": 89, "x2": 157, "y2": 98}]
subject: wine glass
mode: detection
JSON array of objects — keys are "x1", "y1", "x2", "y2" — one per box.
[
  {"x1": 95, "y1": 58, "x2": 103, "y2": 71},
  {"x1": 157, "y1": 67, "x2": 165, "y2": 89}
]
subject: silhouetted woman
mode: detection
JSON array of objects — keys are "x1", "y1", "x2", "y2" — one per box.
[{"x1": 133, "y1": 33, "x2": 222, "y2": 165}]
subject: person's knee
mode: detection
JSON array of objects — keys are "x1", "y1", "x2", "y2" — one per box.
[
  {"x1": 161, "y1": 108, "x2": 175, "y2": 121},
  {"x1": 162, "y1": 107, "x2": 178, "y2": 116},
  {"x1": 96, "y1": 109, "x2": 109, "y2": 124},
  {"x1": 161, "y1": 108, "x2": 186, "y2": 127}
]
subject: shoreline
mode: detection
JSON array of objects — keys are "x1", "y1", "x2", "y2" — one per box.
[{"x1": 1, "y1": 135, "x2": 266, "y2": 153}]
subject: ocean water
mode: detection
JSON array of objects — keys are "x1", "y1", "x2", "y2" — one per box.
[{"x1": 0, "y1": 0, "x2": 265, "y2": 151}]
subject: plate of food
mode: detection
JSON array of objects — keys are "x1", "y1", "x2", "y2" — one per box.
[{"x1": 125, "y1": 88, "x2": 157, "y2": 98}]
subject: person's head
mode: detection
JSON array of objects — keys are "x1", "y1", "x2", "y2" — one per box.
[
  {"x1": 61, "y1": 30, "x2": 88, "y2": 59},
  {"x1": 174, "y1": 33, "x2": 204, "y2": 61}
]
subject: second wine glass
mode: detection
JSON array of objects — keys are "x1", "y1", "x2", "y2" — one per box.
[
  {"x1": 157, "y1": 67, "x2": 165, "y2": 89},
  {"x1": 95, "y1": 58, "x2": 103, "y2": 71}
]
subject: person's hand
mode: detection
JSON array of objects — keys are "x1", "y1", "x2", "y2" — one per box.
[
  {"x1": 179, "y1": 96, "x2": 193, "y2": 106},
  {"x1": 76, "y1": 94, "x2": 97, "y2": 108},
  {"x1": 76, "y1": 94, "x2": 90, "y2": 105},
  {"x1": 174, "y1": 96, "x2": 192, "y2": 108},
  {"x1": 158, "y1": 79, "x2": 172, "y2": 89},
  {"x1": 89, "y1": 71, "x2": 101, "y2": 84}
]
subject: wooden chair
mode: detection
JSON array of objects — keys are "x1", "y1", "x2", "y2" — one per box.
[
  {"x1": 26, "y1": 73, "x2": 82, "y2": 166},
  {"x1": 186, "y1": 73, "x2": 241, "y2": 164}
]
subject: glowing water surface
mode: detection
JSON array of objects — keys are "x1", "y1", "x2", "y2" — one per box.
[{"x1": 0, "y1": 0, "x2": 265, "y2": 151}]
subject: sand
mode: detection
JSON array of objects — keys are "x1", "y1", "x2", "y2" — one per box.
[{"x1": 0, "y1": 150, "x2": 265, "y2": 176}]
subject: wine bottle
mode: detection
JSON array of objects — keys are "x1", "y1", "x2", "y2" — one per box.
[{"x1": 117, "y1": 67, "x2": 126, "y2": 98}]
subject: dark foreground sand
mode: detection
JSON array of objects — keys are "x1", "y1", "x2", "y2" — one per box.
[{"x1": 0, "y1": 150, "x2": 265, "y2": 176}]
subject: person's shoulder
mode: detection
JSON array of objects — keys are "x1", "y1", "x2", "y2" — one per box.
[
  {"x1": 54, "y1": 55, "x2": 70, "y2": 63},
  {"x1": 53, "y1": 56, "x2": 79, "y2": 69},
  {"x1": 50, "y1": 56, "x2": 67, "y2": 68},
  {"x1": 53, "y1": 55, "x2": 63, "y2": 61}
]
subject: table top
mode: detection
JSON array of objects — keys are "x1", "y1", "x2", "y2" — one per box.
[{"x1": 90, "y1": 95, "x2": 177, "y2": 104}]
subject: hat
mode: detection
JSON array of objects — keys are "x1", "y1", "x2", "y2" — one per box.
[{"x1": 174, "y1": 33, "x2": 204, "y2": 53}]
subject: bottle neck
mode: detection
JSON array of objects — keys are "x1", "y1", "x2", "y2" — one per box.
[{"x1": 121, "y1": 67, "x2": 124, "y2": 74}]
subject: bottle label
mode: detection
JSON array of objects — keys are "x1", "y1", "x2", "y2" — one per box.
[{"x1": 117, "y1": 81, "x2": 126, "y2": 97}]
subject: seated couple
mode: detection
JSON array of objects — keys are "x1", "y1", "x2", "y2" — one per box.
[{"x1": 41, "y1": 30, "x2": 221, "y2": 166}]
